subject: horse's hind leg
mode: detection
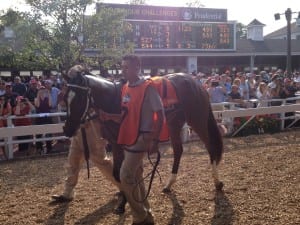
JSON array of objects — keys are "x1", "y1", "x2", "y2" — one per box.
[
  {"x1": 191, "y1": 120, "x2": 223, "y2": 192},
  {"x1": 163, "y1": 112, "x2": 185, "y2": 193},
  {"x1": 212, "y1": 160, "x2": 223, "y2": 191}
]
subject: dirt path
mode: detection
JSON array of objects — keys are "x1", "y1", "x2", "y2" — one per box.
[{"x1": 0, "y1": 130, "x2": 299, "y2": 225}]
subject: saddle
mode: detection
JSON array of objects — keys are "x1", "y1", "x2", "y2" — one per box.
[{"x1": 150, "y1": 76, "x2": 179, "y2": 108}]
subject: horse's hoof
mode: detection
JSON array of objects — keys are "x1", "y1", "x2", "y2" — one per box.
[
  {"x1": 162, "y1": 187, "x2": 171, "y2": 193},
  {"x1": 51, "y1": 195, "x2": 73, "y2": 203},
  {"x1": 114, "y1": 205, "x2": 125, "y2": 215},
  {"x1": 215, "y1": 181, "x2": 224, "y2": 192}
]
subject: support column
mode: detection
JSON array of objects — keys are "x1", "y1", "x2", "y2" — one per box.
[
  {"x1": 250, "y1": 55, "x2": 255, "y2": 73},
  {"x1": 186, "y1": 56, "x2": 197, "y2": 74}
]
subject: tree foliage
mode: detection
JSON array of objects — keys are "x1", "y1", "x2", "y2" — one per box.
[
  {"x1": 25, "y1": 0, "x2": 94, "y2": 70},
  {"x1": 236, "y1": 22, "x2": 247, "y2": 39},
  {"x1": 84, "y1": 6, "x2": 134, "y2": 70},
  {"x1": 0, "y1": 0, "x2": 134, "y2": 72}
]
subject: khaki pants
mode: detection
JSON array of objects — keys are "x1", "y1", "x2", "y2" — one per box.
[
  {"x1": 62, "y1": 120, "x2": 120, "y2": 198},
  {"x1": 120, "y1": 133, "x2": 152, "y2": 223}
]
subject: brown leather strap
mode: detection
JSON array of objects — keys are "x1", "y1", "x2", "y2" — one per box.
[{"x1": 81, "y1": 127, "x2": 90, "y2": 179}]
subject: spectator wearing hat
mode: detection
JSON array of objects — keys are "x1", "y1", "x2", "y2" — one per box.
[
  {"x1": 228, "y1": 84, "x2": 247, "y2": 108},
  {"x1": 12, "y1": 76, "x2": 27, "y2": 96},
  {"x1": 259, "y1": 71, "x2": 270, "y2": 83},
  {"x1": 207, "y1": 79, "x2": 227, "y2": 110},
  {"x1": 13, "y1": 96, "x2": 36, "y2": 153}
]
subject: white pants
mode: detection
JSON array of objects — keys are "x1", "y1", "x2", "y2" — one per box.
[
  {"x1": 120, "y1": 133, "x2": 152, "y2": 223},
  {"x1": 62, "y1": 119, "x2": 120, "y2": 198}
]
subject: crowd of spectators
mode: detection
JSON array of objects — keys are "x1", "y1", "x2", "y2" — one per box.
[
  {"x1": 193, "y1": 69, "x2": 300, "y2": 108},
  {"x1": 0, "y1": 74, "x2": 67, "y2": 154},
  {"x1": 1, "y1": 68, "x2": 300, "y2": 155}
]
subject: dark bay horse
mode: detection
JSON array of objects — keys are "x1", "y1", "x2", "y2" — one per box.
[{"x1": 63, "y1": 67, "x2": 224, "y2": 192}]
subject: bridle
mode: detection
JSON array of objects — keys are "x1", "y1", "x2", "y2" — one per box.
[
  {"x1": 66, "y1": 83, "x2": 97, "y2": 125},
  {"x1": 65, "y1": 81, "x2": 97, "y2": 179}
]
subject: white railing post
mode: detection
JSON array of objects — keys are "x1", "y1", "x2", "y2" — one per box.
[{"x1": 6, "y1": 116, "x2": 14, "y2": 159}]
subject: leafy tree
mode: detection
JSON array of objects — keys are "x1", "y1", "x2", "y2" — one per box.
[
  {"x1": 236, "y1": 22, "x2": 247, "y2": 39},
  {"x1": 84, "y1": 5, "x2": 134, "y2": 73},
  {"x1": 0, "y1": 10, "x2": 37, "y2": 70},
  {"x1": 24, "y1": 0, "x2": 94, "y2": 70},
  {"x1": 0, "y1": 0, "x2": 135, "y2": 73}
]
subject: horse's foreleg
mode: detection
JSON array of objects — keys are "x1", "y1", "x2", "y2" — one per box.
[
  {"x1": 163, "y1": 129, "x2": 184, "y2": 193},
  {"x1": 111, "y1": 143, "x2": 127, "y2": 214},
  {"x1": 111, "y1": 143, "x2": 124, "y2": 183}
]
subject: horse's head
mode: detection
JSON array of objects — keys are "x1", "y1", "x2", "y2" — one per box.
[{"x1": 63, "y1": 65, "x2": 92, "y2": 137}]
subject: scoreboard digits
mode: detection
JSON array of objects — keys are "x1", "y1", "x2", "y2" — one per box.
[{"x1": 130, "y1": 21, "x2": 235, "y2": 50}]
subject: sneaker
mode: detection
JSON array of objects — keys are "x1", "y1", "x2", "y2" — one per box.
[
  {"x1": 51, "y1": 195, "x2": 73, "y2": 202},
  {"x1": 113, "y1": 191, "x2": 127, "y2": 215}
]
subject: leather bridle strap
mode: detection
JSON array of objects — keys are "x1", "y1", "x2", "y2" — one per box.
[
  {"x1": 67, "y1": 83, "x2": 92, "y2": 124},
  {"x1": 80, "y1": 127, "x2": 90, "y2": 179}
]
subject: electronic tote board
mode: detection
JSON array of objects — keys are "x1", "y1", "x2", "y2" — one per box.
[{"x1": 97, "y1": 3, "x2": 236, "y2": 51}]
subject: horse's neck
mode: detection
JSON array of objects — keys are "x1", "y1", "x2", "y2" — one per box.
[{"x1": 90, "y1": 78, "x2": 122, "y2": 113}]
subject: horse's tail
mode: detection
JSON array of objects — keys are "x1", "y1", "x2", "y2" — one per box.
[{"x1": 207, "y1": 105, "x2": 223, "y2": 165}]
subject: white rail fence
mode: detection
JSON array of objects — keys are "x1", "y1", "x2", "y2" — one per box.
[
  {"x1": 0, "y1": 112, "x2": 67, "y2": 159},
  {"x1": 1, "y1": 97, "x2": 300, "y2": 160}
]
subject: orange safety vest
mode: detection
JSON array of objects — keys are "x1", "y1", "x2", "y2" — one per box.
[
  {"x1": 117, "y1": 80, "x2": 150, "y2": 145},
  {"x1": 117, "y1": 79, "x2": 169, "y2": 146}
]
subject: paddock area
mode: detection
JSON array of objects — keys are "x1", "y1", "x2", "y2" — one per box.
[{"x1": 0, "y1": 130, "x2": 299, "y2": 225}]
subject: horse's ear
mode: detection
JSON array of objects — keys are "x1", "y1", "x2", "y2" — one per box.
[{"x1": 66, "y1": 65, "x2": 86, "y2": 80}]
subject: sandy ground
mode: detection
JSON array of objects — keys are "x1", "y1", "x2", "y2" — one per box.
[{"x1": 0, "y1": 129, "x2": 299, "y2": 225}]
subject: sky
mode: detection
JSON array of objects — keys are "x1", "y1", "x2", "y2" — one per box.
[{"x1": 1, "y1": 0, "x2": 299, "y2": 35}]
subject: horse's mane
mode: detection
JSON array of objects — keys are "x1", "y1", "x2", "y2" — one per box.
[{"x1": 83, "y1": 74, "x2": 125, "y2": 114}]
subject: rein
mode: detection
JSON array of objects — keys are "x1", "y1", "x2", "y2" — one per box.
[
  {"x1": 67, "y1": 82, "x2": 96, "y2": 179},
  {"x1": 80, "y1": 126, "x2": 90, "y2": 178}
]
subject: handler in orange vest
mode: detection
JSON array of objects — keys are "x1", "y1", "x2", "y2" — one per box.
[{"x1": 118, "y1": 54, "x2": 164, "y2": 225}]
